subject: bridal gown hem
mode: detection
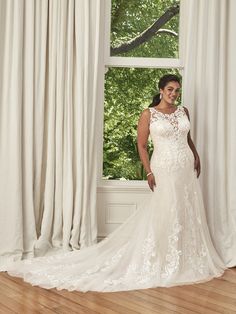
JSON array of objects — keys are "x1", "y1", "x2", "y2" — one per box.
[{"x1": 6, "y1": 105, "x2": 226, "y2": 292}]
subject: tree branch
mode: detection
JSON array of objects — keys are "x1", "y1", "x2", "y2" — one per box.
[
  {"x1": 156, "y1": 28, "x2": 178, "y2": 37},
  {"x1": 110, "y1": 4, "x2": 179, "y2": 56}
]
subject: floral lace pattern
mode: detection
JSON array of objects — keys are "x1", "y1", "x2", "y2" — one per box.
[
  {"x1": 6, "y1": 105, "x2": 225, "y2": 292},
  {"x1": 183, "y1": 184, "x2": 208, "y2": 274},
  {"x1": 149, "y1": 106, "x2": 194, "y2": 173},
  {"x1": 161, "y1": 220, "x2": 182, "y2": 279},
  {"x1": 104, "y1": 230, "x2": 159, "y2": 287},
  {"x1": 104, "y1": 219, "x2": 183, "y2": 288},
  {"x1": 149, "y1": 106, "x2": 184, "y2": 126}
]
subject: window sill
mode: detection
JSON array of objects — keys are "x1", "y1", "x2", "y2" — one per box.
[{"x1": 97, "y1": 180, "x2": 150, "y2": 194}]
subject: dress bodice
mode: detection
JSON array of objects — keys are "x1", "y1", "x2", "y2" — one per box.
[{"x1": 149, "y1": 106, "x2": 194, "y2": 172}]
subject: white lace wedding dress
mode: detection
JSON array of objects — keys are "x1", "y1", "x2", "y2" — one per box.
[{"x1": 7, "y1": 105, "x2": 226, "y2": 292}]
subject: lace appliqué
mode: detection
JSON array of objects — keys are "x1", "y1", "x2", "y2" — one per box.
[
  {"x1": 161, "y1": 219, "x2": 182, "y2": 279},
  {"x1": 149, "y1": 106, "x2": 194, "y2": 172},
  {"x1": 155, "y1": 148, "x2": 194, "y2": 173},
  {"x1": 104, "y1": 220, "x2": 182, "y2": 288},
  {"x1": 183, "y1": 184, "x2": 208, "y2": 274},
  {"x1": 77, "y1": 244, "x2": 129, "y2": 278},
  {"x1": 104, "y1": 230, "x2": 159, "y2": 287},
  {"x1": 149, "y1": 106, "x2": 184, "y2": 127}
]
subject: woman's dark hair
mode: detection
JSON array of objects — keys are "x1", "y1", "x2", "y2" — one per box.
[{"x1": 149, "y1": 74, "x2": 181, "y2": 107}]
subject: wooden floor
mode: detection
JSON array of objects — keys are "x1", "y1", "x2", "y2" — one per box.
[{"x1": 0, "y1": 268, "x2": 235, "y2": 314}]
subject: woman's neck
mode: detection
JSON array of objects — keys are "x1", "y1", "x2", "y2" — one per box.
[{"x1": 157, "y1": 100, "x2": 175, "y2": 109}]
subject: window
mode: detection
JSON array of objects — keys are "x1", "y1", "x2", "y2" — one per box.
[
  {"x1": 110, "y1": 0, "x2": 180, "y2": 58},
  {"x1": 102, "y1": 0, "x2": 182, "y2": 181}
]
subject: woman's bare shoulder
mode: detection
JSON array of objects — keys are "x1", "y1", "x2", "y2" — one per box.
[
  {"x1": 140, "y1": 108, "x2": 151, "y2": 117},
  {"x1": 182, "y1": 105, "x2": 189, "y2": 112},
  {"x1": 138, "y1": 108, "x2": 150, "y2": 124},
  {"x1": 182, "y1": 106, "x2": 190, "y2": 118}
]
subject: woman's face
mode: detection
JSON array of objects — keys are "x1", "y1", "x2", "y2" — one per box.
[{"x1": 160, "y1": 81, "x2": 181, "y2": 105}]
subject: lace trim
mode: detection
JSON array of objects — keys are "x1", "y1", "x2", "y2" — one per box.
[{"x1": 149, "y1": 106, "x2": 185, "y2": 126}]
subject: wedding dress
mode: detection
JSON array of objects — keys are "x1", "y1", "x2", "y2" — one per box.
[{"x1": 7, "y1": 105, "x2": 226, "y2": 292}]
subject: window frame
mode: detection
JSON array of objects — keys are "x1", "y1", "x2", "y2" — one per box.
[{"x1": 97, "y1": 0, "x2": 185, "y2": 190}]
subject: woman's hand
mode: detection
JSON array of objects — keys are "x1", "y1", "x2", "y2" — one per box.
[
  {"x1": 194, "y1": 156, "x2": 201, "y2": 178},
  {"x1": 147, "y1": 174, "x2": 156, "y2": 191}
]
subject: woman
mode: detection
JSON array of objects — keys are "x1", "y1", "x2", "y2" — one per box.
[{"x1": 6, "y1": 74, "x2": 226, "y2": 292}]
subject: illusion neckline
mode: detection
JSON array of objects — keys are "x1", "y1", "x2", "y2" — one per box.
[{"x1": 152, "y1": 106, "x2": 180, "y2": 116}]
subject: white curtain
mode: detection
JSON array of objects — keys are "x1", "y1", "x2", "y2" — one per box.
[
  {"x1": 0, "y1": 0, "x2": 102, "y2": 269},
  {"x1": 182, "y1": 0, "x2": 236, "y2": 267}
]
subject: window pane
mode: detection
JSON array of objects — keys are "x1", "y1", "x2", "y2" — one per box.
[
  {"x1": 110, "y1": 0, "x2": 180, "y2": 58},
  {"x1": 103, "y1": 67, "x2": 182, "y2": 180}
]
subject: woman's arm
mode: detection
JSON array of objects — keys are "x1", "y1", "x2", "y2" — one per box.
[
  {"x1": 183, "y1": 107, "x2": 201, "y2": 177},
  {"x1": 137, "y1": 109, "x2": 156, "y2": 191}
]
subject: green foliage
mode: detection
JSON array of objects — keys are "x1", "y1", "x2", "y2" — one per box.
[
  {"x1": 111, "y1": 0, "x2": 180, "y2": 57},
  {"x1": 103, "y1": 0, "x2": 180, "y2": 180}
]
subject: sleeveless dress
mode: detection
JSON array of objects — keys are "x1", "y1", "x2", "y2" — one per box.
[{"x1": 6, "y1": 106, "x2": 226, "y2": 292}]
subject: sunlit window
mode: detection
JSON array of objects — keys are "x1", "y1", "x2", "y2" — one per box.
[{"x1": 103, "y1": 0, "x2": 181, "y2": 181}]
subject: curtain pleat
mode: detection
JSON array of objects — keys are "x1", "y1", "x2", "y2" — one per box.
[
  {"x1": 182, "y1": 0, "x2": 236, "y2": 267},
  {"x1": 0, "y1": 0, "x2": 101, "y2": 269}
]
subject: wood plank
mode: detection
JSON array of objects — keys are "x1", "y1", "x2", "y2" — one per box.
[
  {"x1": 163, "y1": 285, "x2": 236, "y2": 313},
  {"x1": 0, "y1": 303, "x2": 18, "y2": 314},
  {"x1": 55, "y1": 290, "x2": 118, "y2": 314},
  {"x1": 53, "y1": 304, "x2": 98, "y2": 314},
  {"x1": 93, "y1": 290, "x2": 173, "y2": 314},
  {"x1": 0, "y1": 277, "x2": 98, "y2": 314},
  {"x1": 0, "y1": 268, "x2": 236, "y2": 314},
  {"x1": 1, "y1": 274, "x2": 98, "y2": 314},
  {"x1": 82, "y1": 291, "x2": 140, "y2": 314},
  {"x1": 0, "y1": 275, "x2": 59, "y2": 310},
  {"x1": 0, "y1": 283, "x2": 48, "y2": 313},
  {"x1": 197, "y1": 281, "x2": 236, "y2": 299},
  {"x1": 204, "y1": 277, "x2": 236, "y2": 295},
  {"x1": 220, "y1": 268, "x2": 236, "y2": 284},
  {"x1": 136, "y1": 288, "x2": 212, "y2": 314},
  {"x1": 184, "y1": 284, "x2": 236, "y2": 309},
  {"x1": 97, "y1": 291, "x2": 156, "y2": 314},
  {"x1": 140, "y1": 287, "x2": 229, "y2": 314}
]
